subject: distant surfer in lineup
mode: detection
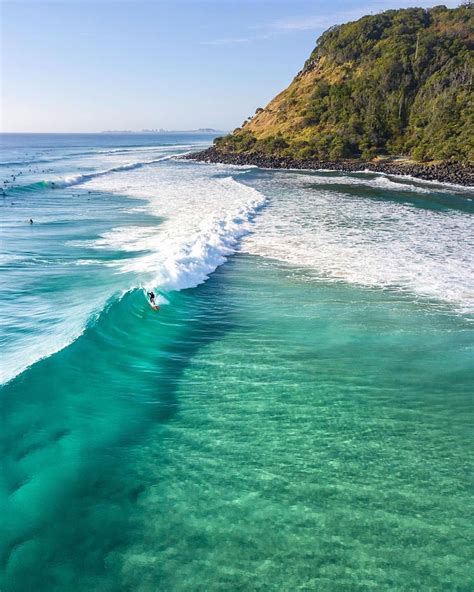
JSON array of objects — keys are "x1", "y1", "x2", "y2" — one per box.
[{"x1": 147, "y1": 291, "x2": 160, "y2": 311}]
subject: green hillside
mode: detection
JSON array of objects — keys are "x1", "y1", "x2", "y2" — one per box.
[{"x1": 215, "y1": 4, "x2": 473, "y2": 163}]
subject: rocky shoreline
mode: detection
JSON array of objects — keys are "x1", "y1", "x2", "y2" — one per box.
[{"x1": 183, "y1": 147, "x2": 474, "y2": 187}]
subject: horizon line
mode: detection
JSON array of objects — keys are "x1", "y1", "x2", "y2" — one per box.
[{"x1": 0, "y1": 129, "x2": 229, "y2": 135}]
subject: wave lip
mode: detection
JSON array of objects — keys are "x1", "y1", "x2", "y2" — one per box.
[
  {"x1": 151, "y1": 177, "x2": 267, "y2": 291},
  {"x1": 55, "y1": 155, "x2": 175, "y2": 188},
  {"x1": 7, "y1": 155, "x2": 174, "y2": 194},
  {"x1": 97, "y1": 175, "x2": 269, "y2": 291}
]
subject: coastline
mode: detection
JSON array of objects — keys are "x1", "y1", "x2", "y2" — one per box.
[{"x1": 183, "y1": 147, "x2": 474, "y2": 188}]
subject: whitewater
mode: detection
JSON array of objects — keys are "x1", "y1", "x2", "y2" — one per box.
[{"x1": 1, "y1": 133, "x2": 473, "y2": 385}]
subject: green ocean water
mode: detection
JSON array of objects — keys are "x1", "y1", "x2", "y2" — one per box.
[
  {"x1": 1, "y1": 134, "x2": 473, "y2": 591},
  {"x1": 2, "y1": 255, "x2": 473, "y2": 591}
]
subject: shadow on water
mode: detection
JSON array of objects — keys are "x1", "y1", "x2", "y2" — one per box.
[{"x1": 0, "y1": 265, "x2": 236, "y2": 591}]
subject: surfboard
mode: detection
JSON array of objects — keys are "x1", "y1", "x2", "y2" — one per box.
[{"x1": 150, "y1": 303, "x2": 160, "y2": 311}]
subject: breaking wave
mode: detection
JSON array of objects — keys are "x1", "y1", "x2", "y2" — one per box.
[
  {"x1": 6, "y1": 156, "x2": 174, "y2": 194},
  {"x1": 1, "y1": 170, "x2": 267, "y2": 384}
]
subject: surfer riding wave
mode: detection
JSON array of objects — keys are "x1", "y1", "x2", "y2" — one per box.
[{"x1": 147, "y1": 291, "x2": 160, "y2": 311}]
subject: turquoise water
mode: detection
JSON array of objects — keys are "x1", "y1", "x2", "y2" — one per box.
[{"x1": 1, "y1": 134, "x2": 473, "y2": 591}]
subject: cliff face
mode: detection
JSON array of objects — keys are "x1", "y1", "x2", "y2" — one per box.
[{"x1": 215, "y1": 4, "x2": 473, "y2": 163}]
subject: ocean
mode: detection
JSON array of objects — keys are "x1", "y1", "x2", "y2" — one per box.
[{"x1": 1, "y1": 133, "x2": 473, "y2": 591}]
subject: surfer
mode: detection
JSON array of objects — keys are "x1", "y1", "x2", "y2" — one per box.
[{"x1": 147, "y1": 291, "x2": 159, "y2": 310}]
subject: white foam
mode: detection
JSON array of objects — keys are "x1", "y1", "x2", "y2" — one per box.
[
  {"x1": 84, "y1": 162, "x2": 474, "y2": 314},
  {"x1": 0, "y1": 253, "x2": 26, "y2": 265},
  {"x1": 50, "y1": 155, "x2": 173, "y2": 188},
  {"x1": 84, "y1": 166, "x2": 267, "y2": 290},
  {"x1": 372, "y1": 170, "x2": 474, "y2": 193},
  {"x1": 146, "y1": 178, "x2": 265, "y2": 291},
  {"x1": 284, "y1": 171, "x2": 434, "y2": 193},
  {"x1": 242, "y1": 172, "x2": 474, "y2": 316},
  {"x1": 75, "y1": 259, "x2": 100, "y2": 266}
]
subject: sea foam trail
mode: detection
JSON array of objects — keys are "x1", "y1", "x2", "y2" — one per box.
[
  {"x1": 286, "y1": 171, "x2": 435, "y2": 194},
  {"x1": 243, "y1": 171, "x2": 474, "y2": 316}
]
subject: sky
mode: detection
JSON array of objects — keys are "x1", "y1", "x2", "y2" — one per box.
[{"x1": 1, "y1": 0, "x2": 461, "y2": 132}]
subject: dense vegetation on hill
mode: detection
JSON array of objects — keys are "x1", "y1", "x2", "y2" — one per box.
[{"x1": 215, "y1": 4, "x2": 473, "y2": 163}]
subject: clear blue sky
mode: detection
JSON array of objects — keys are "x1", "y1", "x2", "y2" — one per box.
[{"x1": 1, "y1": 0, "x2": 460, "y2": 132}]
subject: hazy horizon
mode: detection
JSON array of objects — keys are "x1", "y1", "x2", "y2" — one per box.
[
  {"x1": 1, "y1": 0, "x2": 461, "y2": 133},
  {"x1": 0, "y1": 129, "x2": 229, "y2": 135}
]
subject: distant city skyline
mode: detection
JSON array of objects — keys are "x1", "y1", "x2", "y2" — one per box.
[
  {"x1": 1, "y1": 0, "x2": 461, "y2": 133},
  {"x1": 99, "y1": 128, "x2": 227, "y2": 134}
]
